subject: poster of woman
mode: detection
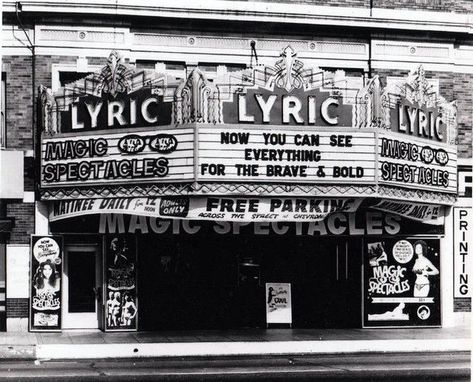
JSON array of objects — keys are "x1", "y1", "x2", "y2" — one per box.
[
  {"x1": 364, "y1": 238, "x2": 440, "y2": 328},
  {"x1": 412, "y1": 240, "x2": 440, "y2": 298},
  {"x1": 105, "y1": 235, "x2": 137, "y2": 331},
  {"x1": 29, "y1": 235, "x2": 63, "y2": 331},
  {"x1": 33, "y1": 260, "x2": 60, "y2": 294}
]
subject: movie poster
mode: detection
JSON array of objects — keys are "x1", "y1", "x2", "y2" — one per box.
[
  {"x1": 266, "y1": 283, "x2": 292, "y2": 325},
  {"x1": 30, "y1": 235, "x2": 63, "y2": 331},
  {"x1": 363, "y1": 238, "x2": 441, "y2": 327},
  {"x1": 105, "y1": 235, "x2": 138, "y2": 331}
]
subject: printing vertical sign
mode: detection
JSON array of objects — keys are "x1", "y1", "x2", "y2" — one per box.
[
  {"x1": 364, "y1": 238, "x2": 441, "y2": 327},
  {"x1": 454, "y1": 207, "x2": 472, "y2": 299},
  {"x1": 105, "y1": 235, "x2": 138, "y2": 331},
  {"x1": 30, "y1": 235, "x2": 63, "y2": 331},
  {"x1": 266, "y1": 283, "x2": 292, "y2": 325}
]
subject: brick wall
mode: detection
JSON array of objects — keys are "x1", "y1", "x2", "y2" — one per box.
[
  {"x1": 35, "y1": 55, "x2": 76, "y2": 90},
  {"x1": 6, "y1": 298, "x2": 29, "y2": 318},
  {"x1": 2, "y1": 55, "x2": 81, "y2": 250},
  {"x1": 372, "y1": 68, "x2": 472, "y2": 159},
  {"x1": 2, "y1": 56, "x2": 33, "y2": 150},
  {"x1": 2, "y1": 55, "x2": 75, "y2": 149},
  {"x1": 454, "y1": 297, "x2": 471, "y2": 312},
  {"x1": 453, "y1": 73, "x2": 473, "y2": 159},
  {"x1": 6, "y1": 203, "x2": 34, "y2": 245}
]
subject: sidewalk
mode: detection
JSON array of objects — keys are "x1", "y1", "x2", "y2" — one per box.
[{"x1": 0, "y1": 326, "x2": 471, "y2": 360}]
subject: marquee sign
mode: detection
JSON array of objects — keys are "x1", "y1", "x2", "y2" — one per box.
[
  {"x1": 40, "y1": 127, "x2": 194, "y2": 188},
  {"x1": 49, "y1": 196, "x2": 362, "y2": 223},
  {"x1": 377, "y1": 132, "x2": 457, "y2": 194},
  {"x1": 38, "y1": 49, "x2": 458, "y2": 202},
  {"x1": 371, "y1": 200, "x2": 445, "y2": 225},
  {"x1": 198, "y1": 127, "x2": 376, "y2": 184}
]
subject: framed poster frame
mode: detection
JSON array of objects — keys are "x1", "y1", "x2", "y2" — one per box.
[
  {"x1": 362, "y1": 236, "x2": 442, "y2": 329},
  {"x1": 265, "y1": 282, "x2": 292, "y2": 327},
  {"x1": 103, "y1": 234, "x2": 138, "y2": 332},
  {"x1": 29, "y1": 235, "x2": 64, "y2": 332}
]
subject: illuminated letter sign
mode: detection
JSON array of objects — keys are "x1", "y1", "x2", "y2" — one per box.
[
  {"x1": 392, "y1": 100, "x2": 446, "y2": 143},
  {"x1": 227, "y1": 87, "x2": 352, "y2": 127},
  {"x1": 61, "y1": 89, "x2": 172, "y2": 133}
]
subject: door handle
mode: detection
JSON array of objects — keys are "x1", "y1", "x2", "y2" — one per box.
[{"x1": 93, "y1": 287, "x2": 101, "y2": 299}]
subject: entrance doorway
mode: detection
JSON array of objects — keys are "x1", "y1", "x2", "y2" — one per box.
[
  {"x1": 62, "y1": 245, "x2": 102, "y2": 329},
  {"x1": 139, "y1": 232, "x2": 362, "y2": 330}
]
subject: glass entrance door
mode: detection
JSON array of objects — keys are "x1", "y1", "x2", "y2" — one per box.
[{"x1": 63, "y1": 245, "x2": 102, "y2": 329}]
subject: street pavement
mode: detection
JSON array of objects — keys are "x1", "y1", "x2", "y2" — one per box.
[{"x1": 0, "y1": 351, "x2": 470, "y2": 381}]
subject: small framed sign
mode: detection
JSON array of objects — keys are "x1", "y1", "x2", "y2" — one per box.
[{"x1": 266, "y1": 283, "x2": 292, "y2": 326}]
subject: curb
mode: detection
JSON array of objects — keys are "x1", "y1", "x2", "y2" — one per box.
[
  {"x1": 35, "y1": 338, "x2": 472, "y2": 360},
  {"x1": 0, "y1": 345, "x2": 36, "y2": 360}
]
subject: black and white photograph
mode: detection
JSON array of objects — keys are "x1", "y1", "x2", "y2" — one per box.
[{"x1": 0, "y1": 0, "x2": 471, "y2": 380}]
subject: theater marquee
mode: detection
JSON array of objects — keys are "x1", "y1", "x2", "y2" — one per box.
[
  {"x1": 41, "y1": 127, "x2": 194, "y2": 188},
  {"x1": 198, "y1": 127, "x2": 376, "y2": 183},
  {"x1": 38, "y1": 49, "x2": 457, "y2": 204}
]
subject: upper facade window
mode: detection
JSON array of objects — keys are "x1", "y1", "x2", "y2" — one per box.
[{"x1": 59, "y1": 72, "x2": 93, "y2": 88}]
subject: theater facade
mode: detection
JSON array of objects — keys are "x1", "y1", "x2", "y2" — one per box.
[{"x1": 32, "y1": 48, "x2": 458, "y2": 332}]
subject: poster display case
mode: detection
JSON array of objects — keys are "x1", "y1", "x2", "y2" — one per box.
[
  {"x1": 104, "y1": 235, "x2": 138, "y2": 331},
  {"x1": 29, "y1": 235, "x2": 63, "y2": 332},
  {"x1": 363, "y1": 238, "x2": 441, "y2": 327}
]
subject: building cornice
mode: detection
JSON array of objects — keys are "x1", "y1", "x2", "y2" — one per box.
[{"x1": 3, "y1": 0, "x2": 472, "y2": 35}]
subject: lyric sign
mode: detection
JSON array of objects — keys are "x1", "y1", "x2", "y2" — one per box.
[
  {"x1": 391, "y1": 100, "x2": 446, "y2": 143},
  {"x1": 364, "y1": 238, "x2": 441, "y2": 327},
  {"x1": 61, "y1": 89, "x2": 172, "y2": 133},
  {"x1": 198, "y1": 127, "x2": 376, "y2": 183},
  {"x1": 41, "y1": 127, "x2": 193, "y2": 187},
  {"x1": 224, "y1": 86, "x2": 353, "y2": 127},
  {"x1": 49, "y1": 197, "x2": 362, "y2": 223},
  {"x1": 29, "y1": 235, "x2": 63, "y2": 331}
]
